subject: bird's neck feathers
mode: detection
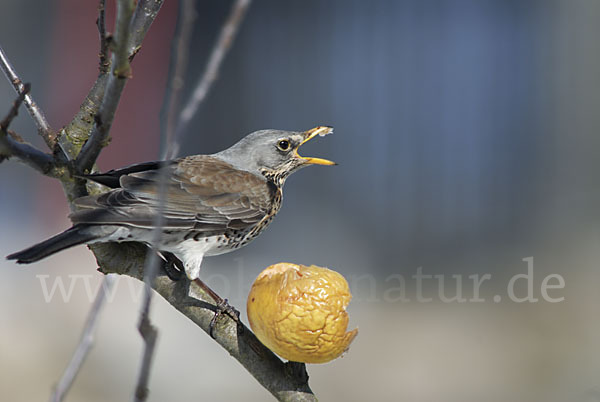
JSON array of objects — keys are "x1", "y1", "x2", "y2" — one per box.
[{"x1": 260, "y1": 167, "x2": 288, "y2": 188}]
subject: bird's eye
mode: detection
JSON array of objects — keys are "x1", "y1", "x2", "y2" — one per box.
[{"x1": 277, "y1": 140, "x2": 291, "y2": 151}]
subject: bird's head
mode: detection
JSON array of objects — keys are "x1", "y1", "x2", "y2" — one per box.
[{"x1": 216, "y1": 126, "x2": 336, "y2": 183}]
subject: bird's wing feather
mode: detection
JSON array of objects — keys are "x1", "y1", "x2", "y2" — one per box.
[
  {"x1": 70, "y1": 156, "x2": 273, "y2": 230},
  {"x1": 80, "y1": 160, "x2": 174, "y2": 188}
]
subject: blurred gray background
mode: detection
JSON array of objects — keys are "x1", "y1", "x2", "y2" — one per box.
[{"x1": 1, "y1": 1, "x2": 600, "y2": 401}]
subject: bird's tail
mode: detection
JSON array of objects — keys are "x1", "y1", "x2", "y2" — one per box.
[{"x1": 6, "y1": 225, "x2": 99, "y2": 264}]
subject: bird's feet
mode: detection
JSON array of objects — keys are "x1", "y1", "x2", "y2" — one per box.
[
  {"x1": 193, "y1": 278, "x2": 241, "y2": 338},
  {"x1": 209, "y1": 298, "x2": 241, "y2": 338},
  {"x1": 156, "y1": 250, "x2": 241, "y2": 338}
]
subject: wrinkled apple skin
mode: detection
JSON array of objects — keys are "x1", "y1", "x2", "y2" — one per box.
[{"x1": 247, "y1": 263, "x2": 358, "y2": 364}]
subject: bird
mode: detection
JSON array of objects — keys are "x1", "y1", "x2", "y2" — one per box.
[{"x1": 7, "y1": 126, "x2": 335, "y2": 280}]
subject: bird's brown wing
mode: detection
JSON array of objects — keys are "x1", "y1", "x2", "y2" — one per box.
[{"x1": 70, "y1": 156, "x2": 274, "y2": 230}]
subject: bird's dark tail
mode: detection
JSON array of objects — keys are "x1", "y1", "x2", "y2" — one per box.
[{"x1": 6, "y1": 226, "x2": 98, "y2": 264}]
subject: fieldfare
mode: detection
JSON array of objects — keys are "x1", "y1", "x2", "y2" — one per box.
[{"x1": 7, "y1": 126, "x2": 335, "y2": 280}]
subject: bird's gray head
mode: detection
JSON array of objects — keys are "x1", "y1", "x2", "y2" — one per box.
[{"x1": 215, "y1": 126, "x2": 335, "y2": 183}]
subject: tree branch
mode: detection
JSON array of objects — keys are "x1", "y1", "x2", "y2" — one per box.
[
  {"x1": 75, "y1": 0, "x2": 136, "y2": 173},
  {"x1": 92, "y1": 242, "x2": 317, "y2": 402},
  {"x1": 50, "y1": 275, "x2": 116, "y2": 402},
  {"x1": 0, "y1": 45, "x2": 56, "y2": 148},
  {"x1": 62, "y1": 0, "x2": 165, "y2": 163}
]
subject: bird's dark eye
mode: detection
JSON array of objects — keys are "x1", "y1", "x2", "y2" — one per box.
[{"x1": 277, "y1": 140, "x2": 291, "y2": 151}]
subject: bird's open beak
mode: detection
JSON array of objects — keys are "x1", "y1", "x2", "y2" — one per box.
[{"x1": 295, "y1": 126, "x2": 336, "y2": 165}]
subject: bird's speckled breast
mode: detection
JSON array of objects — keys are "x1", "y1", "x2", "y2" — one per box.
[{"x1": 219, "y1": 182, "x2": 282, "y2": 253}]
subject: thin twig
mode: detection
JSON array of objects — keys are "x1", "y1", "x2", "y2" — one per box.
[
  {"x1": 97, "y1": 0, "x2": 110, "y2": 74},
  {"x1": 180, "y1": 0, "x2": 251, "y2": 122},
  {"x1": 161, "y1": 0, "x2": 196, "y2": 159},
  {"x1": 132, "y1": 1, "x2": 252, "y2": 398},
  {"x1": 0, "y1": 82, "x2": 29, "y2": 131},
  {"x1": 75, "y1": 0, "x2": 136, "y2": 172},
  {"x1": 132, "y1": 173, "x2": 168, "y2": 402},
  {"x1": 0, "y1": 45, "x2": 56, "y2": 147},
  {"x1": 0, "y1": 85, "x2": 56, "y2": 175},
  {"x1": 133, "y1": 0, "x2": 250, "y2": 395},
  {"x1": 173, "y1": 0, "x2": 251, "y2": 156},
  {"x1": 50, "y1": 275, "x2": 117, "y2": 402},
  {"x1": 132, "y1": 1, "x2": 198, "y2": 398},
  {"x1": 0, "y1": 130, "x2": 56, "y2": 175},
  {"x1": 127, "y1": 0, "x2": 166, "y2": 59},
  {"x1": 133, "y1": 305, "x2": 158, "y2": 402}
]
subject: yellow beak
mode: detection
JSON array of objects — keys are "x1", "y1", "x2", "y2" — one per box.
[{"x1": 296, "y1": 126, "x2": 336, "y2": 166}]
